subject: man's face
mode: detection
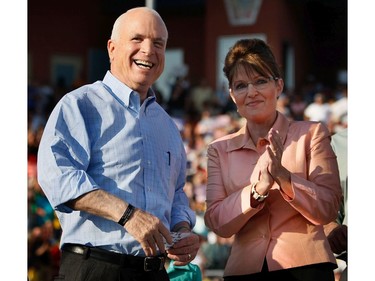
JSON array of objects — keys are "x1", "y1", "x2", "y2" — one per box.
[{"x1": 108, "y1": 10, "x2": 168, "y2": 96}]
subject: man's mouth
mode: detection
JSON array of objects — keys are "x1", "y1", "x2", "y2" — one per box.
[{"x1": 134, "y1": 60, "x2": 154, "y2": 69}]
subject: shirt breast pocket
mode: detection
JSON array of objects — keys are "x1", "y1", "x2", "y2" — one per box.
[
  {"x1": 154, "y1": 148, "x2": 179, "y2": 198},
  {"x1": 164, "y1": 150, "x2": 179, "y2": 185}
]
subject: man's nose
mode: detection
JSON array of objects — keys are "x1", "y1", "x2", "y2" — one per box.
[{"x1": 141, "y1": 39, "x2": 154, "y2": 55}]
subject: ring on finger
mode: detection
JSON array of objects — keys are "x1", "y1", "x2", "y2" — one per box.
[{"x1": 188, "y1": 253, "x2": 192, "y2": 260}]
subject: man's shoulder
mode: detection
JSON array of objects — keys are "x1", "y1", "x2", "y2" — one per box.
[
  {"x1": 62, "y1": 81, "x2": 105, "y2": 101},
  {"x1": 71, "y1": 80, "x2": 103, "y2": 94}
]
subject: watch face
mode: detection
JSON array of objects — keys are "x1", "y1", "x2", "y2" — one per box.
[{"x1": 252, "y1": 191, "x2": 261, "y2": 201}]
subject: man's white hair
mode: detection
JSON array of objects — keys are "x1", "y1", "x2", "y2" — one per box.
[{"x1": 110, "y1": 7, "x2": 167, "y2": 41}]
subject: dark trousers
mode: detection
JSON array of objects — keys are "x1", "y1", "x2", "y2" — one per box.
[
  {"x1": 54, "y1": 250, "x2": 170, "y2": 281},
  {"x1": 224, "y1": 259, "x2": 335, "y2": 281}
]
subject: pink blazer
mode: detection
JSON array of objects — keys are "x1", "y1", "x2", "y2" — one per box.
[{"x1": 204, "y1": 112, "x2": 342, "y2": 276}]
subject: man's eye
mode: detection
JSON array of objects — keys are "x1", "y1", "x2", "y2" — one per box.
[{"x1": 154, "y1": 41, "x2": 164, "y2": 48}]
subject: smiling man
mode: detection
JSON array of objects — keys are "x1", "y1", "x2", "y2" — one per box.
[
  {"x1": 108, "y1": 8, "x2": 168, "y2": 101},
  {"x1": 37, "y1": 7, "x2": 200, "y2": 281}
]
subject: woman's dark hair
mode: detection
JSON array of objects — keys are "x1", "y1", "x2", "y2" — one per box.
[{"x1": 223, "y1": 38, "x2": 283, "y2": 86}]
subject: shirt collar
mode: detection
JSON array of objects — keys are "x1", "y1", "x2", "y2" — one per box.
[
  {"x1": 226, "y1": 111, "x2": 290, "y2": 152},
  {"x1": 102, "y1": 71, "x2": 156, "y2": 112}
]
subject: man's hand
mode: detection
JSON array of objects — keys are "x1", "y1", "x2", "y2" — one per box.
[
  {"x1": 167, "y1": 232, "x2": 200, "y2": 266},
  {"x1": 326, "y1": 224, "x2": 347, "y2": 254},
  {"x1": 124, "y1": 208, "x2": 173, "y2": 256}
]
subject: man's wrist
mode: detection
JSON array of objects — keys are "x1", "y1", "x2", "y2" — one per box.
[
  {"x1": 118, "y1": 204, "x2": 135, "y2": 226},
  {"x1": 173, "y1": 224, "x2": 191, "y2": 233}
]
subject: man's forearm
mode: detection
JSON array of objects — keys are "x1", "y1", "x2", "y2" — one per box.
[{"x1": 66, "y1": 189, "x2": 127, "y2": 222}]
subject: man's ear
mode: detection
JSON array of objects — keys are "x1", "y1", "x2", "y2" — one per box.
[{"x1": 107, "y1": 39, "x2": 115, "y2": 62}]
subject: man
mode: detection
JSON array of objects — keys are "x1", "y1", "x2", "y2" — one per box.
[{"x1": 37, "y1": 7, "x2": 200, "y2": 281}]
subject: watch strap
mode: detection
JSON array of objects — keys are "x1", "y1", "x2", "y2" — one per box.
[{"x1": 251, "y1": 182, "x2": 269, "y2": 202}]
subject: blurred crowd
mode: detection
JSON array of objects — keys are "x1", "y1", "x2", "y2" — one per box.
[{"x1": 27, "y1": 73, "x2": 347, "y2": 281}]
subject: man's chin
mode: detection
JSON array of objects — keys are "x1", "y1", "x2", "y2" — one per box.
[{"x1": 133, "y1": 74, "x2": 155, "y2": 86}]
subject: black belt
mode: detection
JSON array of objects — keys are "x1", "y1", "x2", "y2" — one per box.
[{"x1": 62, "y1": 243, "x2": 166, "y2": 272}]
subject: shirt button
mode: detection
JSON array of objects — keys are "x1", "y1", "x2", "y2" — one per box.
[{"x1": 147, "y1": 160, "x2": 151, "y2": 165}]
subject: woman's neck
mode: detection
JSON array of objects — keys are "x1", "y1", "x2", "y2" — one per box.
[{"x1": 247, "y1": 112, "x2": 278, "y2": 144}]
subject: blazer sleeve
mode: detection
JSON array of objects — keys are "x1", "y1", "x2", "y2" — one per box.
[
  {"x1": 280, "y1": 122, "x2": 342, "y2": 225},
  {"x1": 204, "y1": 143, "x2": 264, "y2": 237}
]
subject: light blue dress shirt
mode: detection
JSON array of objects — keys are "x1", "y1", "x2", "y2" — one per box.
[{"x1": 37, "y1": 71, "x2": 195, "y2": 255}]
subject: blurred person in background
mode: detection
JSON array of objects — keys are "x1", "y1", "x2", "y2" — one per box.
[
  {"x1": 289, "y1": 93, "x2": 307, "y2": 121},
  {"x1": 275, "y1": 93, "x2": 292, "y2": 120},
  {"x1": 166, "y1": 76, "x2": 190, "y2": 119},
  {"x1": 37, "y1": 7, "x2": 199, "y2": 281},
  {"x1": 204, "y1": 38, "x2": 342, "y2": 281},
  {"x1": 188, "y1": 78, "x2": 217, "y2": 118},
  {"x1": 328, "y1": 86, "x2": 347, "y2": 134},
  {"x1": 304, "y1": 92, "x2": 332, "y2": 126}
]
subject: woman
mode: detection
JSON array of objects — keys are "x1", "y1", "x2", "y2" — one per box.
[{"x1": 204, "y1": 38, "x2": 342, "y2": 281}]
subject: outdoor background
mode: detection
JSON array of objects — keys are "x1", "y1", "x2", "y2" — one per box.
[{"x1": 1, "y1": 0, "x2": 373, "y2": 280}]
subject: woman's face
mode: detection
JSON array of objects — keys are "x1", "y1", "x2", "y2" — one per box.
[{"x1": 229, "y1": 65, "x2": 283, "y2": 123}]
